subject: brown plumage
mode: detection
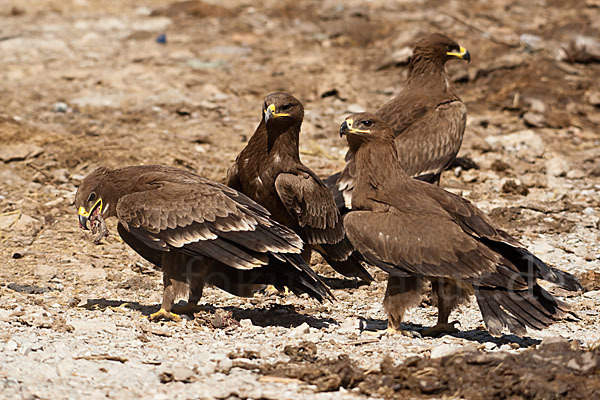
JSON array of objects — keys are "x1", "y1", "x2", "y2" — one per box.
[
  {"x1": 326, "y1": 33, "x2": 470, "y2": 211},
  {"x1": 340, "y1": 113, "x2": 582, "y2": 336},
  {"x1": 75, "y1": 165, "x2": 333, "y2": 321},
  {"x1": 227, "y1": 92, "x2": 372, "y2": 283}
]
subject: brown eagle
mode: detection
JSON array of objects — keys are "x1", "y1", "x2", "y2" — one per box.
[
  {"x1": 226, "y1": 92, "x2": 372, "y2": 283},
  {"x1": 75, "y1": 165, "x2": 333, "y2": 321},
  {"x1": 339, "y1": 113, "x2": 581, "y2": 337},
  {"x1": 326, "y1": 33, "x2": 470, "y2": 211}
]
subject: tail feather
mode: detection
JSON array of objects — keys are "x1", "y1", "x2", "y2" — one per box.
[
  {"x1": 474, "y1": 285, "x2": 568, "y2": 336},
  {"x1": 319, "y1": 251, "x2": 374, "y2": 283},
  {"x1": 485, "y1": 240, "x2": 583, "y2": 292},
  {"x1": 203, "y1": 254, "x2": 334, "y2": 303},
  {"x1": 528, "y1": 252, "x2": 583, "y2": 292},
  {"x1": 476, "y1": 291, "x2": 526, "y2": 336},
  {"x1": 280, "y1": 253, "x2": 335, "y2": 302}
]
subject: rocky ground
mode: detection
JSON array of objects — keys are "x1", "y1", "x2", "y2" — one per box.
[{"x1": 1, "y1": 0, "x2": 599, "y2": 399}]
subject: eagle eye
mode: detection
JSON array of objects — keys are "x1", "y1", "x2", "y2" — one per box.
[
  {"x1": 87, "y1": 192, "x2": 96, "y2": 203},
  {"x1": 362, "y1": 120, "x2": 373, "y2": 127},
  {"x1": 281, "y1": 103, "x2": 293, "y2": 111}
]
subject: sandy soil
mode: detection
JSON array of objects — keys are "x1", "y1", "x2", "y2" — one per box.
[{"x1": 0, "y1": 0, "x2": 599, "y2": 398}]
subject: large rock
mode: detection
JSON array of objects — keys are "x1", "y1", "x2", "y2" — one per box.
[
  {"x1": 0, "y1": 144, "x2": 43, "y2": 163},
  {"x1": 484, "y1": 130, "x2": 545, "y2": 158},
  {"x1": 430, "y1": 344, "x2": 464, "y2": 359}
]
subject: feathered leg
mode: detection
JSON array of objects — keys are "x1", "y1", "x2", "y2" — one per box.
[
  {"x1": 383, "y1": 275, "x2": 424, "y2": 335},
  {"x1": 149, "y1": 252, "x2": 192, "y2": 322},
  {"x1": 422, "y1": 278, "x2": 472, "y2": 336}
]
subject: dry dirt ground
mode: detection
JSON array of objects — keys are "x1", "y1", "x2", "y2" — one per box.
[{"x1": 1, "y1": 0, "x2": 600, "y2": 399}]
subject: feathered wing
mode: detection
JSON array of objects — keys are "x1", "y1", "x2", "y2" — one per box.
[
  {"x1": 418, "y1": 180, "x2": 583, "y2": 292},
  {"x1": 275, "y1": 171, "x2": 344, "y2": 245},
  {"x1": 117, "y1": 180, "x2": 300, "y2": 269},
  {"x1": 114, "y1": 173, "x2": 332, "y2": 301},
  {"x1": 275, "y1": 171, "x2": 373, "y2": 282},
  {"x1": 324, "y1": 159, "x2": 356, "y2": 211},
  {"x1": 344, "y1": 210, "x2": 511, "y2": 283},
  {"x1": 344, "y1": 208, "x2": 575, "y2": 335},
  {"x1": 393, "y1": 100, "x2": 466, "y2": 181}
]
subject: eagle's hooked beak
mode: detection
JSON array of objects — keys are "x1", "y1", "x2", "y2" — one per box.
[
  {"x1": 264, "y1": 103, "x2": 289, "y2": 124},
  {"x1": 447, "y1": 46, "x2": 470, "y2": 63},
  {"x1": 78, "y1": 198, "x2": 103, "y2": 230},
  {"x1": 340, "y1": 119, "x2": 370, "y2": 137}
]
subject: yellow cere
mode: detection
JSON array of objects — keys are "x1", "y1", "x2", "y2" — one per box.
[
  {"x1": 78, "y1": 206, "x2": 89, "y2": 217},
  {"x1": 447, "y1": 46, "x2": 467, "y2": 58}
]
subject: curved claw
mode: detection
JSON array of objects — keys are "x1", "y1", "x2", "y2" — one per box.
[
  {"x1": 263, "y1": 285, "x2": 290, "y2": 296},
  {"x1": 421, "y1": 320, "x2": 460, "y2": 337}
]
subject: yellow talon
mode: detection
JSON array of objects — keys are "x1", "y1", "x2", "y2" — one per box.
[
  {"x1": 264, "y1": 285, "x2": 291, "y2": 296},
  {"x1": 264, "y1": 285, "x2": 278, "y2": 296},
  {"x1": 364, "y1": 327, "x2": 420, "y2": 338},
  {"x1": 148, "y1": 308, "x2": 181, "y2": 322}
]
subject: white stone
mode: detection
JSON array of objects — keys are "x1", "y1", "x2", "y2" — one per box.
[
  {"x1": 12, "y1": 214, "x2": 39, "y2": 232},
  {"x1": 430, "y1": 344, "x2": 462, "y2": 359},
  {"x1": 289, "y1": 322, "x2": 310, "y2": 337},
  {"x1": 239, "y1": 319, "x2": 253, "y2": 329},
  {"x1": 546, "y1": 157, "x2": 570, "y2": 177}
]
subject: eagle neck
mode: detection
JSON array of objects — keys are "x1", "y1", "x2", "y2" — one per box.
[
  {"x1": 352, "y1": 139, "x2": 407, "y2": 209},
  {"x1": 407, "y1": 54, "x2": 451, "y2": 93},
  {"x1": 265, "y1": 121, "x2": 301, "y2": 162}
]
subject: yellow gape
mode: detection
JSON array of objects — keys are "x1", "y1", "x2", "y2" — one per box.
[
  {"x1": 344, "y1": 119, "x2": 371, "y2": 134},
  {"x1": 265, "y1": 103, "x2": 289, "y2": 118},
  {"x1": 447, "y1": 46, "x2": 468, "y2": 59},
  {"x1": 78, "y1": 198, "x2": 103, "y2": 217}
]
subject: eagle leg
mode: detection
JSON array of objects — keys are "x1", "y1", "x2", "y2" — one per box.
[
  {"x1": 174, "y1": 260, "x2": 208, "y2": 315},
  {"x1": 422, "y1": 278, "x2": 470, "y2": 336},
  {"x1": 149, "y1": 253, "x2": 192, "y2": 322},
  {"x1": 383, "y1": 275, "x2": 424, "y2": 326}
]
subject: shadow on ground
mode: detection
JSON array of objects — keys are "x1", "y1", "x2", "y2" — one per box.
[{"x1": 81, "y1": 298, "x2": 335, "y2": 328}]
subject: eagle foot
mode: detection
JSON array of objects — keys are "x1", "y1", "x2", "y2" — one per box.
[
  {"x1": 385, "y1": 327, "x2": 422, "y2": 338},
  {"x1": 263, "y1": 285, "x2": 290, "y2": 296},
  {"x1": 363, "y1": 327, "x2": 421, "y2": 338},
  {"x1": 148, "y1": 308, "x2": 181, "y2": 322},
  {"x1": 421, "y1": 320, "x2": 460, "y2": 337}
]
